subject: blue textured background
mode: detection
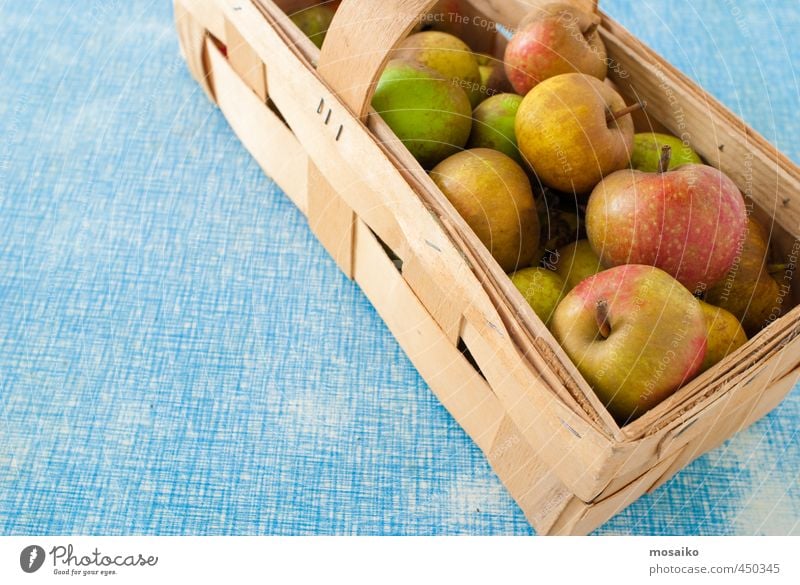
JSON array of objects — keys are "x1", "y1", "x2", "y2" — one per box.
[{"x1": 0, "y1": 0, "x2": 798, "y2": 535}]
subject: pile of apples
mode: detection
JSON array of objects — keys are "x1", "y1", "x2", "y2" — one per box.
[{"x1": 290, "y1": 2, "x2": 786, "y2": 424}]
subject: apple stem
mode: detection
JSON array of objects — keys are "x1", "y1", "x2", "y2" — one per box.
[
  {"x1": 658, "y1": 145, "x2": 672, "y2": 174},
  {"x1": 767, "y1": 263, "x2": 788, "y2": 276},
  {"x1": 595, "y1": 299, "x2": 611, "y2": 339},
  {"x1": 583, "y1": 21, "x2": 599, "y2": 38},
  {"x1": 606, "y1": 101, "x2": 646, "y2": 124}
]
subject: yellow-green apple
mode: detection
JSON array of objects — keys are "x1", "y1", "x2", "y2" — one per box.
[
  {"x1": 504, "y1": 2, "x2": 607, "y2": 95},
  {"x1": 551, "y1": 264, "x2": 707, "y2": 424},
  {"x1": 631, "y1": 132, "x2": 702, "y2": 172},
  {"x1": 393, "y1": 31, "x2": 483, "y2": 107},
  {"x1": 586, "y1": 147, "x2": 748, "y2": 293},
  {"x1": 431, "y1": 149, "x2": 540, "y2": 272},
  {"x1": 706, "y1": 217, "x2": 783, "y2": 335},
  {"x1": 372, "y1": 60, "x2": 472, "y2": 169},
  {"x1": 510, "y1": 267, "x2": 566, "y2": 325},
  {"x1": 553, "y1": 239, "x2": 603, "y2": 291},
  {"x1": 289, "y1": 5, "x2": 336, "y2": 49},
  {"x1": 516, "y1": 73, "x2": 634, "y2": 193},
  {"x1": 467, "y1": 93, "x2": 524, "y2": 164},
  {"x1": 698, "y1": 301, "x2": 748, "y2": 372}
]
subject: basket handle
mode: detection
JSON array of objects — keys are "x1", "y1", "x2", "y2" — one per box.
[{"x1": 317, "y1": 0, "x2": 438, "y2": 120}]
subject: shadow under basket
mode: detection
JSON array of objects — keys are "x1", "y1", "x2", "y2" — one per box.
[{"x1": 174, "y1": 0, "x2": 800, "y2": 534}]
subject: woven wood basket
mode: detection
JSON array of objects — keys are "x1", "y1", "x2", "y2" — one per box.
[{"x1": 174, "y1": 0, "x2": 800, "y2": 534}]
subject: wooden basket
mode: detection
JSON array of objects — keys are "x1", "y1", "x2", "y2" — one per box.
[{"x1": 174, "y1": 0, "x2": 800, "y2": 534}]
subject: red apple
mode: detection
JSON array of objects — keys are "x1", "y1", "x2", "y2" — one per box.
[
  {"x1": 504, "y1": 2, "x2": 607, "y2": 95},
  {"x1": 586, "y1": 148, "x2": 748, "y2": 293},
  {"x1": 551, "y1": 264, "x2": 707, "y2": 423}
]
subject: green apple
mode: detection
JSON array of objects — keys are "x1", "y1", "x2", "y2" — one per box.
[
  {"x1": 516, "y1": 73, "x2": 634, "y2": 194},
  {"x1": 431, "y1": 149, "x2": 540, "y2": 272},
  {"x1": 698, "y1": 301, "x2": 748, "y2": 372},
  {"x1": 553, "y1": 239, "x2": 603, "y2": 291},
  {"x1": 372, "y1": 60, "x2": 472, "y2": 169},
  {"x1": 510, "y1": 267, "x2": 566, "y2": 325},
  {"x1": 631, "y1": 132, "x2": 702, "y2": 172},
  {"x1": 289, "y1": 5, "x2": 336, "y2": 49},
  {"x1": 467, "y1": 93, "x2": 524, "y2": 164},
  {"x1": 551, "y1": 264, "x2": 707, "y2": 424}
]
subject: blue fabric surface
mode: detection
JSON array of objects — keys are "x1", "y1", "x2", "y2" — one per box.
[{"x1": 0, "y1": 0, "x2": 798, "y2": 535}]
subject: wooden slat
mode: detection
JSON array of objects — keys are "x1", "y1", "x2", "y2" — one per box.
[
  {"x1": 174, "y1": 0, "x2": 215, "y2": 101},
  {"x1": 206, "y1": 37, "x2": 309, "y2": 212},
  {"x1": 487, "y1": 414, "x2": 578, "y2": 535},
  {"x1": 224, "y1": 18, "x2": 268, "y2": 101},
  {"x1": 307, "y1": 163, "x2": 356, "y2": 278},
  {"x1": 401, "y1": 254, "x2": 466, "y2": 346}
]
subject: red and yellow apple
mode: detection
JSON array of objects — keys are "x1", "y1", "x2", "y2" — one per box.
[
  {"x1": 504, "y1": 2, "x2": 607, "y2": 95},
  {"x1": 551, "y1": 264, "x2": 707, "y2": 423},
  {"x1": 586, "y1": 149, "x2": 748, "y2": 293}
]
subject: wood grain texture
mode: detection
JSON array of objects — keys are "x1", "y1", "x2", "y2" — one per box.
[
  {"x1": 224, "y1": 18, "x2": 268, "y2": 101},
  {"x1": 307, "y1": 163, "x2": 356, "y2": 278}
]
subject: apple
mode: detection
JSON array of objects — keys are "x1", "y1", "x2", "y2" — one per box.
[
  {"x1": 430, "y1": 149, "x2": 540, "y2": 272},
  {"x1": 504, "y1": 2, "x2": 607, "y2": 95},
  {"x1": 515, "y1": 73, "x2": 635, "y2": 194},
  {"x1": 289, "y1": 5, "x2": 336, "y2": 49},
  {"x1": 393, "y1": 31, "x2": 483, "y2": 107},
  {"x1": 631, "y1": 132, "x2": 702, "y2": 172},
  {"x1": 475, "y1": 53, "x2": 513, "y2": 98},
  {"x1": 553, "y1": 239, "x2": 603, "y2": 291},
  {"x1": 372, "y1": 60, "x2": 472, "y2": 169},
  {"x1": 698, "y1": 301, "x2": 748, "y2": 372},
  {"x1": 467, "y1": 93, "x2": 524, "y2": 164},
  {"x1": 551, "y1": 264, "x2": 707, "y2": 424},
  {"x1": 510, "y1": 267, "x2": 566, "y2": 325},
  {"x1": 705, "y1": 217, "x2": 783, "y2": 335},
  {"x1": 586, "y1": 146, "x2": 748, "y2": 293}
]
